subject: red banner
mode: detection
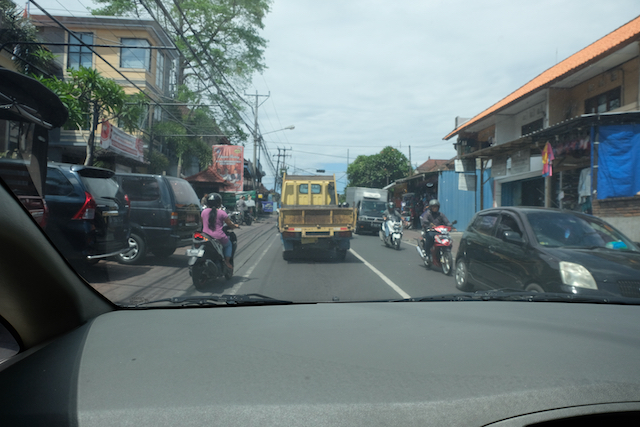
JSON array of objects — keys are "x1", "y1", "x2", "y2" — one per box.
[
  {"x1": 100, "y1": 121, "x2": 144, "y2": 163},
  {"x1": 213, "y1": 145, "x2": 244, "y2": 191}
]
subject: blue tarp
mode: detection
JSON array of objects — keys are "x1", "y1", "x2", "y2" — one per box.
[{"x1": 597, "y1": 125, "x2": 640, "y2": 199}]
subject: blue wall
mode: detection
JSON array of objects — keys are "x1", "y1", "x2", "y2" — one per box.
[{"x1": 438, "y1": 169, "x2": 493, "y2": 231}]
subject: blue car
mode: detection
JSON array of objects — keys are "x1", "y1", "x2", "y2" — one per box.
[{"x1": 44, "y1": 163, "x2": 130, "y2": 264}]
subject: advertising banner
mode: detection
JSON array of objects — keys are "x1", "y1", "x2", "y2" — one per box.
[
  {"x1": 261, "y1": 201, "x2": 274, "y2": 213},
  {"x1": 213, "y1": 145, "x2": 244, "y2": 192},
  {"x1": 100, "y1": 121, "x2": 144, "y2": 163}
]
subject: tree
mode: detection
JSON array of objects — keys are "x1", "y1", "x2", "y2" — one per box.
[
  {"x1": 38, "y1": 67, "x2": 146, "y2": 166},
  {"x1": 0, "y1": 0, "x2": 56, "y2": 76},
  {"x1": 90, "y1": 0, "x2": 271, "y2": 148},
  {"x1": 347, "y1": 147, "x2": 411, "y2": 188}
]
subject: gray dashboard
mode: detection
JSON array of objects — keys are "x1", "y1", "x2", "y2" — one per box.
[{"x1": 1, "y1": 301, "x2": 640, "y2": 426}]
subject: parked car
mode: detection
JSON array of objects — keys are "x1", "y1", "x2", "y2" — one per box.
[
  {"x1": 114, "y1": 173, "x2": 201, "y2": 264},
  {"x1": 0, "y1": 159, "x2": 48, "y2": 229},
  {"x1": 44, "y1": 163, "x2": 130, "y2": 263},
  {"x1": 455, "y1": 207, "x2": 640, "y2": 297}
]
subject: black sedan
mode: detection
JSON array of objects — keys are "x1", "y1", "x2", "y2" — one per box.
[{"x1": 454, "y1": 207, "x2": 640, "y2": 298}]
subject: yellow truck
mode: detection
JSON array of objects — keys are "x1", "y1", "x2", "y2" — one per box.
[{"x1": 278, "y1": 174, "x2": 356, "y2": 261}]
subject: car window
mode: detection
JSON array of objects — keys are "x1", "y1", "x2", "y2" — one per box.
[
  {"x1": 121, "y1": 177, "x2": 160, "y2": 202},
  {"x1": 80, "y1": 176, "x2": 120, "y2": 200},
  {"x1": 471, "y1": 213, "x2": 499, "y2": 236},
  {"x1": 45, "y1": 168, "x2": 74, "y2": 196},
  {"x1": 167, "y1": 178, "x2": 200, "y2": 206},
  {"x1": 497, "y1": 214, "x2": 523, "y2": 239}
]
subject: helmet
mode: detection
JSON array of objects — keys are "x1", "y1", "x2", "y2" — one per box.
[
  {"x1": 387, "y1": 202, "x2": 394, "y2": 210},
  {"x1": 206, "y1": 193, "x2": 222, "y2": 208},
  {"x1": 429, "y1": 199, "x2": 440, "y2": 208}
]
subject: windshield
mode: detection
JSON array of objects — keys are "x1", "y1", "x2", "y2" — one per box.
[
  {"x1": 2, "y1": 1, "x2": 640, "y2": 309},
  {"x1": 527, "y1": 211, "x2": 637, "y2": 250}
]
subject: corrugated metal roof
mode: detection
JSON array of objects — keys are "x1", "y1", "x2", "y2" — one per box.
[{"x1": 443, "y1": 15, "x2": 640, "y2": 141}]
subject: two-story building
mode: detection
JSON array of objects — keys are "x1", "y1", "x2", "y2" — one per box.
[
  {"x1": 31, "y1": 14, "x2": 178, "y2": 173},
  {"x1": 445, "y1": 15, "x2": 640, "y2": 241}
]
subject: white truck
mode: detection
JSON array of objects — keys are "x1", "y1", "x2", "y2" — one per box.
[{"x1": 344, "y1": 187, "x2": 389, "y2": 235}]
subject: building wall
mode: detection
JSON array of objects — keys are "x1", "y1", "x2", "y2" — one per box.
[
  {"x1": 549, "y1": 57, "x2": 640, "y2": 125},
  {"x1": 593, "y1": 197, "x2": 640, "y2": 242},
  {"x1": 438, "y1": 168, "x2": 493, "y2": 231}
]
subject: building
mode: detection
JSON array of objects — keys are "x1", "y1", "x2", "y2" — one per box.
[
  {"x1": 31, "y1": 14, "x2": 178, "y2": 172},
  {"x1": 444, "y1": 15, "x2": 640, "y2": 240}
]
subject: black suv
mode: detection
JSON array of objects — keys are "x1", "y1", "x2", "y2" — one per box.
[
  {"x1": 114, "y1": 173, "x2": 201, "y2": 264},
  {"x1": 44, "y1": 163, "x2": 130, "y2": 263}
]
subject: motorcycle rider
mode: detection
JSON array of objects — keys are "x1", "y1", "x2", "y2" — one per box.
[
  {"x1": 382, "y1": 201, "x2": 401, "y2": 238},
  {"x1": 236, "y1": 195, "x2": 247, "y2": 223},
  {"x1": 202, "y1": 193, "x2": 239, "y2": 269},
  {"x1": 420, "y1": 199, "x2": 453, "y2": 260}
]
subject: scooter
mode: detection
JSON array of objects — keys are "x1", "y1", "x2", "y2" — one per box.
[
  {"x1": 186, "y1": 226, "x2": 238, "y2": 291},
  {"x1": 230, "y1": 209, "x2": 252, "y2": 226},
  {"x1": 379, "y1": 215, "x2": 403, "y2": 250},
  {"x1": 416, "y1": 221, "x2": 457, "y2": 275}
]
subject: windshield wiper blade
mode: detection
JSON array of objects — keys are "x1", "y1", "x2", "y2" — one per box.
[
  {"x1": 120, "y1": 293, "x2": 294, "y2": 308},
  {"x1": 395, "y1": 290, "x2": 640, "y2": 305}
]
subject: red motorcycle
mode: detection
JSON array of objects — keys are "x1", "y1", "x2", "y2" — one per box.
[{"x1": 416, "y1": 221, "x2": 457, "y2": 275}]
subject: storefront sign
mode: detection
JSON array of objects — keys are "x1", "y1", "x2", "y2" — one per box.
[
  {"x1": 212, "y1": 145, "x2": 244, "y2": 192},
  {"x1": 262, "y1": 201, "x2": 273, "y2": 212},
  {"x1": 100, "y1": 121, "x2": 144, "y2": 163}
]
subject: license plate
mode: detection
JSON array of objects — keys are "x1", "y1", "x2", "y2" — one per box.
[
  {"x1": 187, "y1": 214, "x2": 196, "y2": 223},
  {"x1": 301, "y1": 237, "x2": 318, "y2": 244},
  {"x1": 186, "y1": 248, "x2": 205, "y2": 257}
]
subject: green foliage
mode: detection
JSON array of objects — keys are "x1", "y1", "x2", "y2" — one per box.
[
  {"x1": 37, "y1": 67, "x2": 147, "y2": 165},
  {"x1": 0, "y1": 0, "x2": 56, "y2": 76},
  {"x1": 347, "y1": 147, "x2": 411, "y2": 188},
  {"x1": 146, "y1": 149, "x2": 169, "y2": 174},
  {"x1": 90, "y1": 0, "x2": 271, "y2": 143}
]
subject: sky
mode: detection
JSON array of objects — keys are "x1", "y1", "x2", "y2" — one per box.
[{"x1": 27, "y1": 0, "x2": 640, "y2": 191}]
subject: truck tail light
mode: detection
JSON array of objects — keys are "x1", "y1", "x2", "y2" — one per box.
[
  {"x1": 72, "y1": 192, "x2": 96, "y2": 220},
  {"x1": 336, "y1": 231, "x2": 352, "y2": 238},
  {"x1": 171, "y1": 212, "x2": 178, "y2": 226}
]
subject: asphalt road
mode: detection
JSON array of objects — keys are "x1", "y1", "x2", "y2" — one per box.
[{"x1": 81, "y1": 215, "x2": 461, "y2": 306}]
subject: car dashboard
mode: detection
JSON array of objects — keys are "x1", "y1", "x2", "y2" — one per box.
[{"x1": 1, "y1": 301, "x2": 640, "y2": 426}]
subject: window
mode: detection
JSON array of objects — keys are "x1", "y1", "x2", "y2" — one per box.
[
  {"x1": 45, "y1": 168, "x2": 74, "y2": 196},
  {"x1": 521, "y1": 118, "x2": 543, "y2": 135},
  {"x1": 585, "y1": 86, "x2": 621, "y2": 114},
  {"x1": 155, "y1": 52, "x2": 164, "y2": 89},
  {"x1": 121, "y1": 39, "x2": 151, "y2": 70},
  {"x1": 299, "y1": 184, "x2": 322, "y2": 194},
  {"x1": 471, "y1": 213, "x2": 498, "y2": 236},
  {"x1": 121, "y1": 177, "x2": 160, "y2": 202},
  {"x1": 68, "y1": 32, "x2": 93, "y2": 69},
  {"x1": 497, "y1": 214, "x2": 523, "y2": 239}
]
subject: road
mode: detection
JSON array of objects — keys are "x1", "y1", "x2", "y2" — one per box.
[{"x1": 81, "y1": 215, "x2": 462, "y2": 306}]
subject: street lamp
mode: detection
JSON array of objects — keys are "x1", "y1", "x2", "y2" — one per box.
[{"x1": 253, "y1": 125, "x2": 294, "y2": 191}]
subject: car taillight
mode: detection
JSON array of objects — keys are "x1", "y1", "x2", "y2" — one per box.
[
  {"x1": 125, "y1": 194, "x2": 131, "y2": 210},
  {"x1": 171, "y1": 212, "x2": 178, "y2": 226},
  {"x1": 41, "y1": 199, "x2": 49, "y2": 229},
  {"x1": 72, "y1": 192, "x2": 96, "y2": 220}
]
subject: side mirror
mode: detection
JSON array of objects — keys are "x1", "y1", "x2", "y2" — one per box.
[
  {"x1": 503, "y1": 230, "x2": 525, "y2": 245},
  {"x1": 452, "y1": 220, "x2": 457, "y2": 225}
]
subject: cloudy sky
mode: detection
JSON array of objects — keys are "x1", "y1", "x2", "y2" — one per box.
[{"x1": 30, "y1": 0, "x2": 640, "y2": 190}]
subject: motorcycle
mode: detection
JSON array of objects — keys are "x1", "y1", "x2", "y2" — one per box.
[
  {"x1": 416, "y1": 221, "x2": 457, "y2": 275},
  {"x1": 186, "y1": 227, "x2": 238, "y2": 291},
  {"x1": 230, "y1": 209, "x2": 252, "y2": 226},
  {"x1": 379, "y1": 214, "x2": 403, "y2": 250}
]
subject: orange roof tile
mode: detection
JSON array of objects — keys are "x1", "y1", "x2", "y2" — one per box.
[{"x1": 444, "y1": 15, "x2": 640, "y2": 140}]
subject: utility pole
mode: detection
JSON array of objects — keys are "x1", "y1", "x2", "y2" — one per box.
[
  {"x1": 245, "y1": 91, "x2": 270, "y2": 190},
  {"x1": 273, "y1": 147, "x2": 291, "y2": 193}
]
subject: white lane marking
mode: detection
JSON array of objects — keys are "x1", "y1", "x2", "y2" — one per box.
[
  {"x1": 228, "y1": 234, "x2": 277, "y2": 295},
  {"x1": 349, "y1": 248, "x2": 411, "y2": 299}
]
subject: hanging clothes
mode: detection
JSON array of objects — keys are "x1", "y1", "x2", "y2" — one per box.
[
  {"x1": 578, "y1": 168, "x2": 591, "y2": 204},
  {"x1": 542, "y1": 142, "x2": 555, "y2": 177}
]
